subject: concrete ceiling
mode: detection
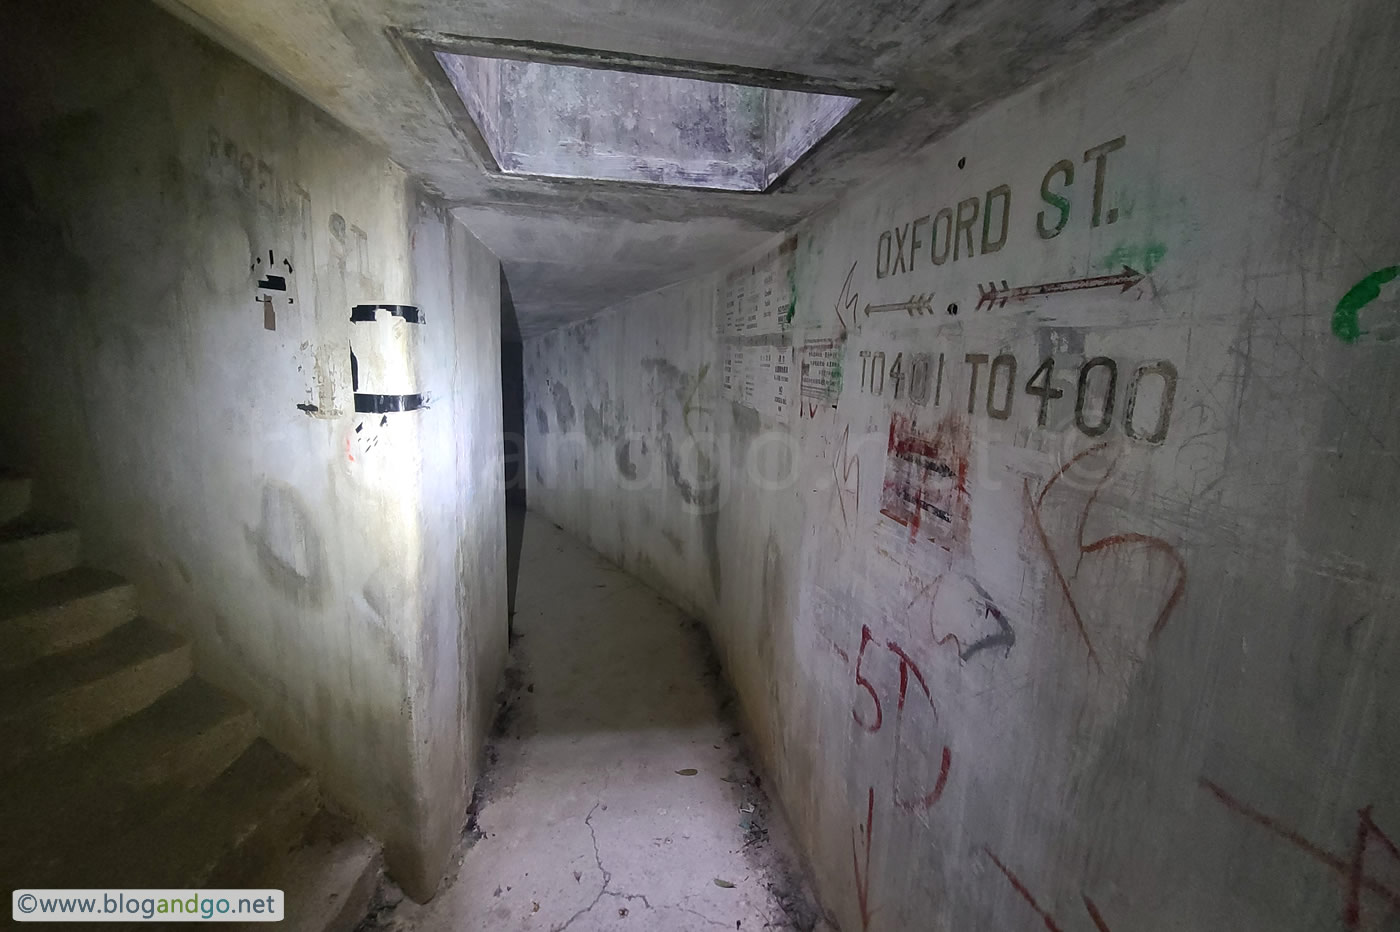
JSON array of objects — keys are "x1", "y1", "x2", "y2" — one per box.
[{"x1": 153, "y1": 0, "x2": 1174, "y2": 337}]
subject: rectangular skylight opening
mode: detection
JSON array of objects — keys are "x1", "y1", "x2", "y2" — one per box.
[{"x1": 432, "y1": 49, "x2": 866, "y2": 192}]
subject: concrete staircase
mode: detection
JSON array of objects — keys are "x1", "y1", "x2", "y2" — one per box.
[{"x1": 0, "y1": 470, "x2": 381, "y2": 931}]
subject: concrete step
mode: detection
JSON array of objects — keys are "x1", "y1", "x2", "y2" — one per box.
[
  {"x1": 75, "y1": 739, "x2": 321, "y2": 889},
  {"x1": 0, "y1": 516, "x2": 82, "y2": 587},
  {"x1": 234, "y1": 811, "x2": 382, "y2": 932},
  {"x1": 0, "y1": 566, "x2": 138, "y2": 669},
  {"x1": 0, "y1": 472, "x2": 30, "y2": 525},
  {"x1": 0, "y1": 616, "x2": 192, "y2": 767},
  {"x1": 0, "y1": 679, "x2": 258, "y2": 881}
]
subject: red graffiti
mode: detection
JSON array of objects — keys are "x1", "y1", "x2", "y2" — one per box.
[
  {"x1": 880, "y1": 412, "x2": 971, "y2": 553},
  {"x1": 853, "y1": 786, "x2": 876, "y2": 930},
  {"x1": 819, "y1": 630, "x2": 851, "y2": 664},
  {"x1": 1025, "y1": 442, "x2": 1186, "y2": 671},
  {"x1": 1202, "y1": 779, "x2": 1400, "y2": 928},
  {"x1": 852, "y1": 627, "x2": 952, "y2": 813},
  {"x1": 886, "y1": 640, "x2": 935, "y2": 719},
  {"x1": 853, "y1": 626, "x2": 940, "y2": 728},
  {"x1": 896, "y1": 746, "x2": 951, "y2": 813},
  {"x1": 1083, "y1": 897, "x2": 1113, "y2": 932},
  {"x1": 853, "y1": 625, "x2": 883, "y2": 733},
  {"x1": 984, "y1": 847, "x2": 1114, "y2": 932}
]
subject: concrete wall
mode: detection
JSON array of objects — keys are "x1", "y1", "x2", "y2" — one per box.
[
  {"x1": 523, "y1": 0, "x2": 1400, "y2": 927},
  {"x1": 0, "y1": 0, "x2": 507, "y2": 901}
]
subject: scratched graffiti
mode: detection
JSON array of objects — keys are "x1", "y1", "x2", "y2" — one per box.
[
  {"x1": 834, "y1": 260, "x2": 860, "y2": 333},
  {"x1": 1025, "y1": 442, "x2": 1186, "y2": 673},
  {"x1": 984, "y1": 847, "x2": 1116, "y2": 932},
  {"x1": 975, "y1": 779, "x2": 1399, "y2": 932},
  {"x1": 1202, "y1": 779, "x2": 1400, "y2": 930},
  {"x1": 901, "y1": 571, "x2": 1016, "y2": 664},
  {"x1": 852, "y1": 787, "x2": 876, "y2": 930},
  {"x1": 827, "y1": 424, "x2": 864, "y2": 532}
]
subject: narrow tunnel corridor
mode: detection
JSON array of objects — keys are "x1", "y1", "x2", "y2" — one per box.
[
  {"x1": 2, "y1": 0, "x2": 1398, "y2": 927},
  {"x1": 365, "y1": 515, "x2": 827, "y2": 931}
]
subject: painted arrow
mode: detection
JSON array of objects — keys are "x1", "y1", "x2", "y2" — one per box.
[
  {"x1": 976, "y1": 266, "x2": 1145, "y2": 310},
  {"x1": 864, "y1": 293, "x2": 935, "y2": 317}
]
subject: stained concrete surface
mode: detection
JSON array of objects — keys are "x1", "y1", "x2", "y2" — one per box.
[{"x1": 361, "y1": 513, "x2": 832, "y2": 932}]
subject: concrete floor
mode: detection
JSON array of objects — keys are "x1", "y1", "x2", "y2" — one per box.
[{"x1": 362, "y1": 513, "x2": 832, "y2": 932}]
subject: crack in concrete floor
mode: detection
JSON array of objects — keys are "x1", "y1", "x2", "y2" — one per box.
[{"x1": 358, "y1": 514, "x2": 833, "y2": 932}]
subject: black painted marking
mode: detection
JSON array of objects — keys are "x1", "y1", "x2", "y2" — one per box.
[
  {"x1": 1074, "y1": 356, "x2": 1117, "y2": 437},
  {"x1": 354, "y1": 393, "x2": 424, "y2": 414},
  {"x1": 960, "y1": 578, "x2": 1016, "y2": 661},
  {"x1": 379, "y1": 415, "x2": 388, "y2": 427},
  {"x1": 350, "y1": 350, "x2": 359, "y2": 391},
  {"x1": 296, "y1": 403, "x2": 319, "y2": 415},
  {"x1": 257, "y1": 274, "x2": 287, "y2": 291},
  {"x1": 351, "y1": 304, "x2": 423, "y2": 324}
]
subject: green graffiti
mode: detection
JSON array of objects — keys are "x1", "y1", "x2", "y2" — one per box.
[
  {"x1": 1101, "y1": 241, "x2": 1167, "y2": 273},
  {"x1": 1333, "y1": 266, "x2": 1400, "y2": 344}
]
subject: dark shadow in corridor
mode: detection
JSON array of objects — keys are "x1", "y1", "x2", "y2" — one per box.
[{"x1": 500, "y1": 269, "x2": 526, "y2": 624}]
